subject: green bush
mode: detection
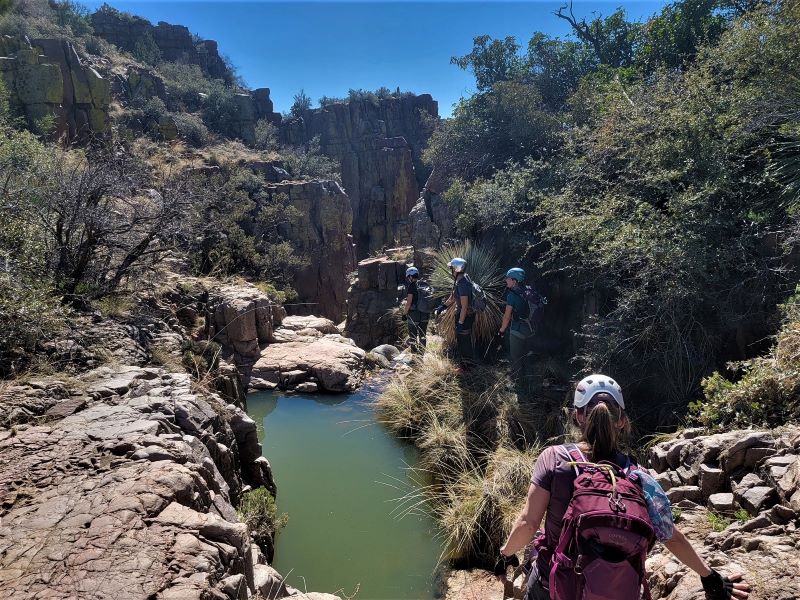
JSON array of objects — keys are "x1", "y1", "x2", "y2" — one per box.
[
  {"x1": 158, "y1": 62, "x2": 216, "y2": 112},
  {"x1": 289, "y1": 89, "x2": 311, "y2": 117},
  {"x1": 282, "y1": 136, "x2": 341, "y2": 182},
  {"x1": 132, "y1": 31, "x2": 162, "y2": 65},
  {"x1": 253, "y1": 119, "x2": 278, "y2": 151},
  {"x1": 237, "y1": 487, "x2": 287, "y2": 549},
  {"x1": 172, "y1": 112, "x2": 209, "y2": 148}
]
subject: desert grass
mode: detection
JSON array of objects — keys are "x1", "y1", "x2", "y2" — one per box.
[{"x1": 377, "y1": 345, "x2": 546, "y2": 566}]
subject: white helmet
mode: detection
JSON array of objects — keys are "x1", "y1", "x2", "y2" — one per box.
[
  {"x1": 406, "y1": 266, "x2": 419, "y2": 278},
  {"x1": 573, "y1": 374, "x2": 624, "y2": 409},
  {"x1": 447, "y1": 257, "x2": 467, "y2": 273}
]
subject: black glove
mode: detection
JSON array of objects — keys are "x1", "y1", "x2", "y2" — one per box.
[
  {"x1": 456, "y1": 320, "x2": 466, "y2": 333},
  {"x1": 493, "y1": 553, "x2": 520, "y2": 577},
  {"x1": 494, "y1": 330, "x2": 505, "y2": 349},
  {"x1": 701, "y1": 569, "x2": 734, "y2": 600},
  {"x1": 434, "y1": 303, "x2": 447, "y2": 316},
  {"x1": 400, "y1": 313, "x2": 407, "y2": 321}
]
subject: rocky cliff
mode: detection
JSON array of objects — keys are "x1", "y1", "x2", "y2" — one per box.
[
  {"x1": 258, "y1": 180, "x2": 355, "y2": 321},
  {"x1": 281, "y1": 95, "x2": 438, "y2": 258},
  {"x1": 0, "y1": 37, "x2": 110, "y2": 142},
  {"x1": 91, "y1": 8, "x2": 231, "y2": 83},
  {"x1": 344, "y1": 254, "x2": 408, "y2": 349}
]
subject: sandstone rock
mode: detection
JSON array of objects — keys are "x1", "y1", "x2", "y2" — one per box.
[
  {"x1": 251, "y1": 337, "x2": 365, "y2": 392},
  {"x1": 206, "y1": 284, "x2": 280, "y2": 363},
  {"x1": 699, "y1": 464, "x2": 725, "y2": 498},
  {"x1": 739, "y1": 486, "x2": 777, "y2": 515},
  {"x1": 253, "y1": 564, "x2": 290, "y2": 599},
  {"x1": 371, "y1": 344, "x2": 400, "y2": 361},
  {"x1": 345, "y1": 255, "x2": 407, "y2": 349},
  {"x1": 219, "y1": 574, "x2": 248, "y2": 600},
  {"x1": 708, "y1": 492, "x2": 736, "y2": 513},
  {"x1": 721, "y1": 431, "x2": 776, "y2": 472},
  {"x1": 666, "y1": 485, "x2": 702, "y2": 503},
  {"x1": 281, "y1": 315, "x2": 341, "y2": 335},
  {"x1": 295, "y1": 382, "x2": 319, "y2": 393}
]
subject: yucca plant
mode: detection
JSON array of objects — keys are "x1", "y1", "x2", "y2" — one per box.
[{"x1": 429, "y1": 241, "x2": 505, "y2": 351}]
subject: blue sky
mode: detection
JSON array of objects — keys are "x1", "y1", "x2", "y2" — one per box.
[{"x1": 82, "y1": 1, "x2": 669, "y2": 116}]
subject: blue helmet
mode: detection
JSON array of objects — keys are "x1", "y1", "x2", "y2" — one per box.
[
  {"x1": 447, "y1": 257, "x2": 467, "y2": 273},
  {"x1": 506, "y1": 267, "x2": 526, "y2": 282},
  {"x1": 406, "y1": 266, "x2": 419, "y2": 278}
]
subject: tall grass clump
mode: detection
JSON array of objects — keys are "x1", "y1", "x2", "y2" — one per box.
[
  {"x1": 376, "y1": 345, "x2": 544, "y2": 566},
  {"x1": 430, "y1": 241, "x2": 505, "y2": 351}
]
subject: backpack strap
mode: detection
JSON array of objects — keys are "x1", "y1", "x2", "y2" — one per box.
[{"x1": 563, "y1": 443, "x2": 587, "y2": 477}]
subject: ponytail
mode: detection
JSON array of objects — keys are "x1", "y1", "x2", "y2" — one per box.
[{"x1": 580, "y1": 394, "x2": 630, "y2": 462}]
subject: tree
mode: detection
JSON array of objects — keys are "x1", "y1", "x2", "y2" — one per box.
[
  {"x1": 451, "y1": 35, "x2": 524, "y2": 92},
  {"x1": 290, "y1": 89, "x2": 312, "y2": 117},
  {"x1": 554, "y1": 2, "x2": 641, "y2": 68}
]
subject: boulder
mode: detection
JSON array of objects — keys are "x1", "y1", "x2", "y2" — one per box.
[
  {"x1": 344, "y1": 255, "x2": 408, "y2": 349},
  {"x1": 699, "y1": 464, "x2": 725, "y2": 498},
  {"x1": 666, "y1": 485, "x2": 702, "y2": 503},
  {"x1": 206, "y1": 284, "x2": 280, "y2": 363},
  {"x1": 708, "y1": 492, "x2": 736, "y2": 514},
  {"x1": 251, "y1": 337, "x2": 365, "y2": 392},
  {"x1": 739, "y1": 486, "x2": 777, "y2": 515}
]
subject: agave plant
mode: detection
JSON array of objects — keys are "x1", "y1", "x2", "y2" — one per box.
[{"x1": 429, "y1": 241, "x2": 505, "y2": 351}]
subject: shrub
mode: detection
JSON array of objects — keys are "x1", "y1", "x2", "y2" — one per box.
[
  {"x1": 238, "y1": 486, "x2": 287, "y2": 557},
  {"x1": 132, "y1": 31, "x2": 162, "y2": 66},
  {"x1": 158, "y1": 62, "x2": 215, "y2": 112},
  {"x1": 282, "y1": 136, "x2": 341, "y2": 182},
  {"x1": 201, "y1": 83, "x2": 240, "y2": 138},
  {"x1": 172, "y1": 112, "x2": 209, "y2": 148},
  {"x1": 429, "y1": 241, "x2": 505, "y2": 351},
  {"x1": 253, "y1": 119, "x2": 278, "y2": 151}
]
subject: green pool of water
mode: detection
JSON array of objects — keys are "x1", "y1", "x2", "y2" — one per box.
[{"x1": 247, "y1": 380, "x2": 442, "y2": 599}]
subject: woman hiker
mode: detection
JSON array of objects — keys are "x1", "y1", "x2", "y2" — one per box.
[
  {"x1": 434, "y1": 257, "x2": 474, "y2": 371},
  {"x1": 496, "y1": 374, "x2": 751, "y2": 600},
  {"x1": 497, "y1": 267, "x2": 536, "y2": 394},
  {"x1": 400, "y1": 266, "x2": 429, "y2": 353}
]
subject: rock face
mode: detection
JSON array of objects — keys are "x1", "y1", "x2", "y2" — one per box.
[
  {"x1": 344, "y1": 255, "x2": 408, "y2": 349},
  {"x1": 91, "y1": 8, "x2": 231, "y2": 82},
  {"x1": 281, "y1": 95, "x2": 438, "y2": 258},
  {"x1": 206, "y1": 285, "x2": 365, "y2": 393},
  {"x1": 252, "y1": 180, "x2": 356, "y2": 321},
  {"x1": 0, "y1": 366, "x2": 272, "y2": 600},
  {"x1": 0, "y1": 37, "x2": 110, "y2": 142},
  {"x1": 409, "y1": 167, "x2": 456, "y2": 267},
  {"x1": 645, "y1": 426, "x2": 800, "y2": 600}
]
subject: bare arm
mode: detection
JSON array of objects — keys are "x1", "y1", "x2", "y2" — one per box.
[
  {"x1": 663, "y1": 529, "x2": 711, "y2": 577},
  {"x1": 664, "y1": 528, "x2": 751, "y2": 598},
  {"x1": 403, "y1": 293, "x2": 413, "y2": 315},
  {"x1": 458, "y1": 295, "x2": 469, "y2": 323},
  {"x1": 500, "y1": 305, "x2": 513, "y2": 333},
  {"x1": 500, "y1": 484, "x2": 550, "y2": 557}
]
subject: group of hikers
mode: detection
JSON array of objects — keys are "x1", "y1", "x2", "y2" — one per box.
[
  {"x1": 399, "y1": 260, "x2": 751, "y2": 600},
  {"x1": 400, "y1": 257, "x2": 543, "y2": 384}
]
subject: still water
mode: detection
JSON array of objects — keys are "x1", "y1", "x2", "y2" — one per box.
[{"x1": 247, "y1": 380, "x2": 442, "y2": 599}]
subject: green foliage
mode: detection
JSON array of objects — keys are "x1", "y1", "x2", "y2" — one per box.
[
  {"x1": 158, "y1": 62, "x2": 216, "y2": 112},
  {"x1": 188, "y1": 170, "x2": 306, "y2": 291},
  {"x1": 253, "y1": 119, "x2": 278, "y2": 151},
  {"x1": 132, "y1": 31, "x2": 162, "y2": 66},
  {"x1": 237, "y1": 487, "x2": 287, "y2": 548},
  {"x1": 289, "y1": 89, "x2": 312, "y2": 117},
  {"x1": 690, "y1": 298, "x2": 800, "y2": 431},
  {"x1": 0, "y1": 0, "x2": 10, "y2": 15},
  {"x1": 706, "y1": 510, "x2": 731, "y2": 532},
  {"x1": 423, "y1": 81, "x2": 559, "y2": 181},
  {"x1": 282, "y1": 135, "x2": 341, "y2": 182},
  {"x1": 451, "y1": 35, "x2": 525, "y2": 92},
  {"x1": 172, "y1": 112, "x2": 209, "y2": 148},
  {"x1": 181, "y1": 339, "x2": 221, "y2": 379}
]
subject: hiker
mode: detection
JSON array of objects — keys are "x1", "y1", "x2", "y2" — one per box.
[
  {"x1": 496, "y1": 268, "x2": 538, "y2": 393},
  {"x1": 495, "y1": 374, "x2": 751, "y2": 600},
  {"x1": 400, "y1": 266, "x2": 430, "y2": 353},
  {"x1": 434, "y1": 257, "x2": 474, "y2": 370}
]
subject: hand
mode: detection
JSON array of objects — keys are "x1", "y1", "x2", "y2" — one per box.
[
  {"x1": 456, "y1": 320, "x2": 466, "y2": 333},
  {"x1": 400, "y1": 313, "x2": 407, "y2": 321},
  {"x1": 434, "y1": 303, "x2": 447, "y2": 316},
  {"x1": 493, "y1": 553, "x2": 519, "y2": 581},
  {"x1": 701, "y1": 570, "x2": 751, "y2": 600}
]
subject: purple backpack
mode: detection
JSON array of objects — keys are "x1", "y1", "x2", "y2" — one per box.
[{"x1": 548, "y1": 444, "x2": 656, "y2": 600}]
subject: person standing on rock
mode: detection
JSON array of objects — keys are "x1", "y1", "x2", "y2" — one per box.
[
  {"x1": 401, "y1": 266, "x2": 431, "y2": 353},
  {"x1": 434, "y1": 257, "x2": 474, "y2": 371},
  {"x1": 495, "y1": 374, "x2": 751, "y2": 600},
  {"x1": 496, "y1": 268, "x2": 540, "y2": 395}
]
